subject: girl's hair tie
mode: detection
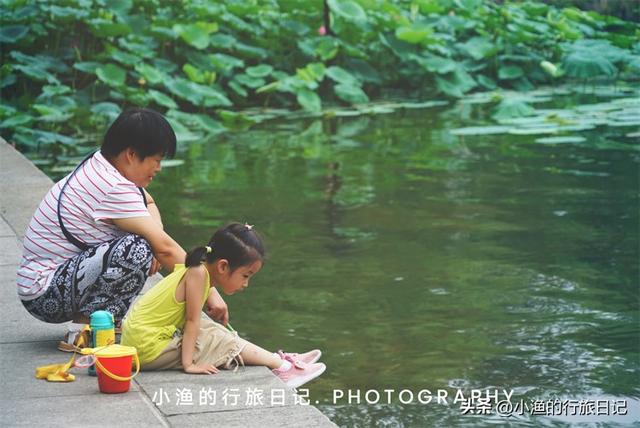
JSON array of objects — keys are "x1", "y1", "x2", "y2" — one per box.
[
  {"x1": 244, "y1": 223, "x2": 254, "y2": 230},
  {"x1": 205, "y1": 246, "x2": 213, "y2": 254}
]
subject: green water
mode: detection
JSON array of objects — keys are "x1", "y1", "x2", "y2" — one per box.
[{"x1": 49, "y1": 90, "x2": 640, "y2": 426}]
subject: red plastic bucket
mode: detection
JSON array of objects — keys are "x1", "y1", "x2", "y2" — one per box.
[{"x1": 94, "y1": 344, "x2": 139, "y2": 394}]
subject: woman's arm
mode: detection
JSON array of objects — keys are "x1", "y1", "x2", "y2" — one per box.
[
  {"x1": 143, "y1": 189, "x2": 163, "y2": 229},
  {"x1": 181, "y1": 266, "x2": 218, "y2": 374},
  {"x1": 112, "y1": 216, "x2": 185, "y2": 271}
]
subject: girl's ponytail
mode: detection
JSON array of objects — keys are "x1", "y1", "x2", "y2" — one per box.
[
  {"x1": 185, "y1": 246, "x2": 210, "y2": 267},
  {"x1": 192, "y1": 223, "x2": 265, "y2": 271}
]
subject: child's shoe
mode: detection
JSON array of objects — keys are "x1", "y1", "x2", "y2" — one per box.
[
  {"x1": 273, "y1": 360, "x2": 326, "y2": 389},
  {"x1": 277, "y1": 349, "x2": 322, "y2": 365}
]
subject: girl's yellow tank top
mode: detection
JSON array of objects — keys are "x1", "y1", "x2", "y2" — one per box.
[{"x1": 121, "y1": 264, "x2": 210, "y2": 365}]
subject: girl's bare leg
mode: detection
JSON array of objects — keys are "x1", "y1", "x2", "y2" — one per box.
[{"x1": 240, "y1": 342, "x2": 284, "y2": 369}]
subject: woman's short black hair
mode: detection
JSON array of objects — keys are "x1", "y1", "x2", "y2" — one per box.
[{"x1": 101, "y1": 108, "x2": 177, "y2": 159}]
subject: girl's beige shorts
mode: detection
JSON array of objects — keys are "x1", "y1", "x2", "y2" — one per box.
[{"x1": 142, "y1": 316, "x2": 248, "y2": 371}]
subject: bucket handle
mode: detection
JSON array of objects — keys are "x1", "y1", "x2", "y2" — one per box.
[{"x1": 95, "y1": 353, "x2": 140, "y2": 382}]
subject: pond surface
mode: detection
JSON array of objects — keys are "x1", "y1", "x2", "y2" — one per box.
[{"x1": 46, "y1": 88, "x2": 640, "y2": 426}]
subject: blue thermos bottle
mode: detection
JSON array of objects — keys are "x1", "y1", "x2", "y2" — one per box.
[{"x1": 88, "y1": 310, "x2": 116, "y2": 376}]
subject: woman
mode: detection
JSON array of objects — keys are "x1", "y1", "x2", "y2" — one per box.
[{"x1": 16, "y1": 108, "x2": 229, "y2": 346}]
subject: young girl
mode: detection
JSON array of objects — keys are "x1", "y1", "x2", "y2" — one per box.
[{"x1": 121, "y1": 222, "x2": 325, "y2": 388}]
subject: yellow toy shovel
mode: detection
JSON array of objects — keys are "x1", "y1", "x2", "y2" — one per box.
[{"x1": 35, "y1": 353, "x2": 96, "y2": 382}]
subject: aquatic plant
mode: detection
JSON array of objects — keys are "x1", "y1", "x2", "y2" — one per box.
[{"x1": 0, "y1": 0, "x2": 638, "y2": 159}]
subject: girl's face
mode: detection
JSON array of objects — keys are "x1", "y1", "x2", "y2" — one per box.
[{"x1": 215, "y1": 259, "x2": 262, "y2": 295}]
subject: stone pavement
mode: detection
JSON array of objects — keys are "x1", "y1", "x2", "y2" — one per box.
[{"x1": 0, "y1": 140, "x2": 336, "y2": 427}]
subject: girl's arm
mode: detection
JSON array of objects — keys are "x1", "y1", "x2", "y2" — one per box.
[{"x1": 181, "y1": 266, "x2": 219, "y2": 375}]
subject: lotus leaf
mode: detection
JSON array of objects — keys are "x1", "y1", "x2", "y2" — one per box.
[
  {"x1": 315, "y1": 38, "x2": 340, "y2": 61},
  {"x1": 88, "y1": 19, "x2": 132, "y2": 37},
  {"x1": 183, "y1": 64, "x2": 206, "y2": 83},
  {"x1": 328, "y1": 0, "x2": 367, "y2": 23},
  {"x1": 459, "y1": 37, "x2": 497, "y2": 60},
  {"x1": 477, "y1": 75, "x2": 497, "y2": 90},
  {"x1": 246, "y1": 65, "x2": 273, "y2": 78},
  {"x1": 296, "y1": 88, "x2": 322, "y2": 113},
  {"x1": 335, "y1": 84, "x2": 369, "y2": 105},
  {"x1": 396, "y1": 24, "x2": 434, "y2": 44},
  {"x1": 413, "y1": 54, "x2": 457, "y2": 74},
  {"x1": 218, "y1": 110, "x2": 257, "y2": 131},
  {"x1": 0, "y1": 114, "x2": 32, "y2": 128},
  {"x1": 209, "y1": 33, "x2": 236, "y2": 49},
  {"x1": 96, "y1": 64, "x2": 127, "y2": 87},
  {"x1": 234, "y1": 42, "x2": 268, "y2": 59},
  {"x1": 325, "y1": 66, "x2": 359, "y2": 86},
  {"x1": 436, "y1": 68, "x2": 476, "y2": 98},
  {"x1": 235, "y1": 74, "x2": 265, "y2": 89},
  {"x1": 194, "y1": 114, "x2": 226, "y2": 134},
  {"x1": 135, "y1": 63, "x2": 165, "y2": 84},
  {"x1": 148, "y1": 89, "x2": 178, "y2": 109},
  {"x1": 499, "y1": 65, "x2": 524, "y2": 80},
  {"x1": 0, "y1": 25, "x2": 29, "y2": 43},
  {"x1": 173, "y1": 23, "x2": 218, "y2": 50},
  {"x1": 229, "y1": 80, "x2": 248, "y2": 97},
  {"x1": 562, "y1": 51, "x2": 617, "y2": 78},
  {"x1": 211, "y1": 54, "x2": 245, "y2": 73}
]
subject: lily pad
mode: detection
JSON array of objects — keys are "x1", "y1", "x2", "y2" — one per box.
[
  {"x1": 159, "y1": 159, "x2": 184, "y2": 168},
  {"x1": 509, "y1": 126, "x2": 559, "y2": 135},
  {"x1": 398, "y1": 101, "x2": 449, "y2": 109},
  {"x1": 606, "y1": 120, "x2": 640, "y2": 127},
  {"x1": 450, "y1": 126, "x2": 512, "y2": 136},
  {"x1": 492, "y1": 98, "x2": 535, "y2": 121},
  {"x1": 535, "y1": 136, "x2": 586, "y2": 144}
]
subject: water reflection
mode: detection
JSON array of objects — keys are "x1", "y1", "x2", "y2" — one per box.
[{"x1": 144, "y1": 93, "x2": 639, "y2": 426}]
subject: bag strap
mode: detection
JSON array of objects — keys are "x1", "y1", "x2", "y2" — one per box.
[
  {"x1": 57, "y1": 152, "x2": 95, "y2": 251},
  {"x1": 58, "y1": 151, "x2": 149, "y2": 251},
  {"x1": 139, "y1": 187, "x2": 148, "y2": 206}
]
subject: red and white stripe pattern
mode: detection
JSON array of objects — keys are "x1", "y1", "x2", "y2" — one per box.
[{"x1": 17, "y1": 151, "x2": 150, "y2": 300}]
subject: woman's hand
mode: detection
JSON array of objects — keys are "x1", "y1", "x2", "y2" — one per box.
[
  {"x1": 149, "y1": 257, "x2": 162, "y2": 276},
  {"x1": 183, "y1": 363, "x2": 219, "y2": 375},
  {"x1": 206, "y1": 288, "x2": 229, "y2": 326}
]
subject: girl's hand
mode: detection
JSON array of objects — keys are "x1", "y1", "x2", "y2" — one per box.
[
  {"x1": 183, "y1": 363, "x2": 219, "y2": 375},
  {"x1": 206, "y1": 288, "x2": 229, "y2": 326}
]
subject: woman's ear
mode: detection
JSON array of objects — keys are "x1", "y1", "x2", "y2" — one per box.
[{"x1": 125, "y1": 148, "x2": 138, "y2": 164}]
